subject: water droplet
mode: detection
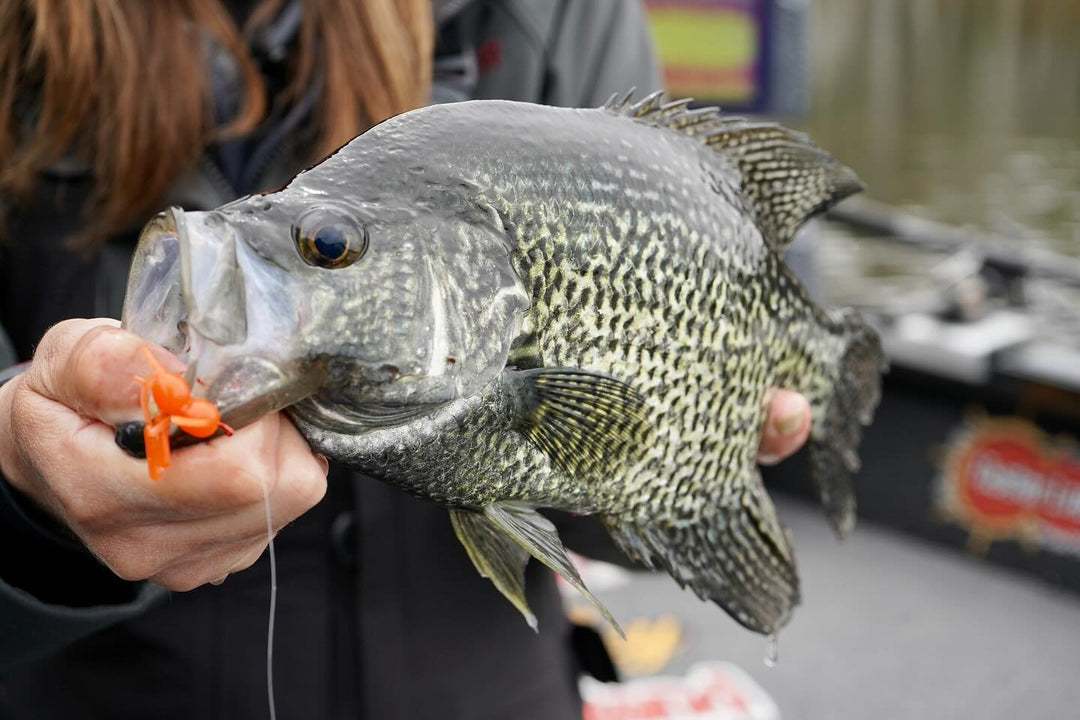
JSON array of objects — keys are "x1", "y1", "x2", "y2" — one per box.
[{"x1": 763, "y1": 634, "x2": 779, "y2": 668}]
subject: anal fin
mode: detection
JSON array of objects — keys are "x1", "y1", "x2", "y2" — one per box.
[
  {"x1": 451, "y1": 504, "x2": 624, "y2": 637},
  {"x1": 603, "y1": 474, "x2": 799, "y2": 635}
]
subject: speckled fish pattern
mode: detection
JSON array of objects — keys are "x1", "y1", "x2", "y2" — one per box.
[{"x1": 289, "y1": 93, "x2": 885, "y2": 634}]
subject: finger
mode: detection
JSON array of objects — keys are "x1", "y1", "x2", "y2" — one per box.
[
  {"x1": 758, "y1": 390, "x2": 811, "y2": 465},
  {"x1": 27, "y1": 319, "x2": 183, "y2": 426},
  {"x1": 144, "y1": 413, "x2": 325, "y2": 517},
  {"x1": 10, "y1": 388, "x2": 155, "y2": 523},
  {"x1": 145, "y1": 427, "x2": 324, "y2": 587},
  {"x1": 14, "y1": 385, "x2": 274, "y2": 526},
  {"x1": 138, "y1": 415, "x2": 285, "y2": 513},
  {"x1": 157, "y1": 422, "x2": 325, "y2": 548}
]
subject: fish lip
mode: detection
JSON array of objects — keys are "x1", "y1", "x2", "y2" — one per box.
[
  {"x1": 121, "y1": 210, "x2": 189, "y2": 356},
  {"x1": 174, "y1": 208, "x2": 248, "y2": 347},
  {"x1": 123, "y1": 206, "x2": 248, "y2": 357},
  {"x1": 205, "y1": 355, "x2": 325, "y2": 430}
]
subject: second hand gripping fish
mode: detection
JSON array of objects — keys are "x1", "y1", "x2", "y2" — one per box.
[{"x1": 121, "y1": 92, "x2": 885, "y2": 636}]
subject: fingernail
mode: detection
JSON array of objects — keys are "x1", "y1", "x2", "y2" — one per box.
[
  {"x1": 771, "y1": 392, "x2": 809, "y2": 436},
  {"x1": 774, "y1": 410, "x2": 803, "y2": 437},
  {"x1": 314, "y1": 452, "x2": 330, "y2": 476}
]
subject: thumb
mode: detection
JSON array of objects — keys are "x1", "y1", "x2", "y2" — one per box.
[{"x1": 26, "y1": 318, "x2": 183, "y2": 426}]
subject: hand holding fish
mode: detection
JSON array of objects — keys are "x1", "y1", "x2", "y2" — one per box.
[
  {"x1": 0, "y1": 319, "x2": 328, "y2": 591},
  {"x1": 0, "y1": 317, "x2": 812, "y2": 595},
  {"x1": 114, "y1": 95, "x2": 883, "y2": 633},
  {"x1": 757, "y1": 390, "x2": 812, "y2": 465}
]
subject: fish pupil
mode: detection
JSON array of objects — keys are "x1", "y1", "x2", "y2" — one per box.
[{"x1": 313, "y1": 226, "x2": 348, "y2": 261}]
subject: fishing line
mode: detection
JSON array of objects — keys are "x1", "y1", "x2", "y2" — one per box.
[{"x1": 260, "y1": 476, "x2": 278, "y2": 720}]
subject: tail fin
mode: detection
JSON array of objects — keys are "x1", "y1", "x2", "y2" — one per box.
[
  {"x1": 603, "y1": 479, "x2": 799, "y2": 635},
  {"x1": 811, "y1": 311, "x2": 887, "y2": 536}
]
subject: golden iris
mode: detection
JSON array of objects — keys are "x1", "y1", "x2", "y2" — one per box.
[{"x1": 293, "y1": 210, "x2": 368, "y2": 268}]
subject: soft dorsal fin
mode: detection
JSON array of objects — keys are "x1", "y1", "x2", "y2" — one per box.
[{"x1": 602, "y1": 90, "x2": 864, "y2": 251}]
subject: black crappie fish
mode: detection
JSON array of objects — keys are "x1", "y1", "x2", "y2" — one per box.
[{"x1": 121, "y1": 92, "x2": 885, "y2": 635}]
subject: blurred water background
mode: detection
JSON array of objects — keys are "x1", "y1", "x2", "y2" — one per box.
[
  {"x1": 788, "y1": 0, "x2": 1080, "y2": 347},
  {"x1": 802, "y1": 0, "x2": 1080, "y2": 255}
]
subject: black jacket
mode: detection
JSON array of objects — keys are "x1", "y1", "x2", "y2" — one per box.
[{"x1": 0, "y1": 2, "x2": 661, "y2": 717}]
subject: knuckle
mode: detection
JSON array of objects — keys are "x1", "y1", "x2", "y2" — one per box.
[
  {"x1": 8, "y1": 385, "x2": 45, "y2": 448},
  {"x1": 151, "y1": 570, "x2": 204, "y2": 593},
  {"x1": 214, "y1": 466, "x2": 270, "y2": 508},
  {"x1": 33, "y1": 320, "x2": 81, "y2": 363},
  {"x1": 271, "y1": 464, "x2": 325, "y2": 519},
  {"x1": 54, "y1": 488, "x2": 113, "y2": 529},
  {"x1": 290, "y1": 467, "x2": 327, "y2": 511},
  {"x1": 60, "y1": 496, "x2": 102, "y2": 527},
  {"x1": 102, "y1": 550, "x2": 158, "y2": 583},
  {"x1": 93, "y1": 528, "x2": 166, "y2": 582},
  {"x1": 232, "y1": 544, "x2": 268, "y2": 573},
  {"x1": 29, "y1": 320, "x2": 83, "y2": 392}
]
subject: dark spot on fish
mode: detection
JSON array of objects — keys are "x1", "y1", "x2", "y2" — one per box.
[
  {"x1": 380, "y1": 364, "x2": 401, "y2": 381},
  {"x1": 446, "y1": 356, "x2": 457, "y2": 364}
]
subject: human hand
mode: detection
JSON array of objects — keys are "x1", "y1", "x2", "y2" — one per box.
[
  {"x1": 757, "y1": 389, "x2": 811, "y2": 465},
  {"x1": 0, "y1": 319, "x2": 328, "y2": 590}
]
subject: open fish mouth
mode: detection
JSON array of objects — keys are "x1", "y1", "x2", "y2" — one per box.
[
  {"x1": 119, "y1": 208, "x2": 322, "y2": 452},
  {"x1": 122, "y1": 210, "x2": 191, "y2": 358},
  {"x1": 124, "y1": 208, "x2": 250, "y2": 358}
]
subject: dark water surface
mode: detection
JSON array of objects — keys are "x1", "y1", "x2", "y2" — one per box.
[{"x1": 799, "y1": 0, "x2": 1080, "y2": 257}]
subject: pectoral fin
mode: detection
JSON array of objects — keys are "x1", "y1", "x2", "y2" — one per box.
[
  {"x1": 450, "y1": 503, "x2": 624, "y2": 637},
  {"x1": 506, "y1": 367, "x2": 653, "y2": 482}
]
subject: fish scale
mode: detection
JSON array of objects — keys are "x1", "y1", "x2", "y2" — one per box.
[{"x1": 122, "y1": 92, "x2": 885, "y2": 636}]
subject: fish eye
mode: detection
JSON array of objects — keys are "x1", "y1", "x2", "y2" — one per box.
[{"x1": 293, "y1": 210, "x2": 369, "y2": 269}]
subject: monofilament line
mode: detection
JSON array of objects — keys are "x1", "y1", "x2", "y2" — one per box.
[{"x1": 261, "y1": 477, "x2": 278, "y2": 720}]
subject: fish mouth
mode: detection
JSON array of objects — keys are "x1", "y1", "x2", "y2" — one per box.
[
  {"x1": 122, "y1": 210, "x2": 189, "y2": 355},
  {"x1": 120, "y1": 208, "x2": 322, "y2": 452},
  {"x1": 124, "y1": 207, "x2": 251, "y2": 347}
]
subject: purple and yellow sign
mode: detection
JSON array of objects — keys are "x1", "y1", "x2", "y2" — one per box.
[{"x1": 645, "y1": 0, "x2": 766, "y2": 108}]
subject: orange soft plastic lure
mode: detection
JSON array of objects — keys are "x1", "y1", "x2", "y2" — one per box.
[{"x1": 133, "y1": 346, "x2": 232, "y2": 479}]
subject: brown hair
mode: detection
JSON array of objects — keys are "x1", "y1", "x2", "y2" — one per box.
[{"x1": 0, "y1": 0, "x2": 434, "y2": 249}]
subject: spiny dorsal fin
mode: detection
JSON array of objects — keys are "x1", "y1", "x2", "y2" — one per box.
[{"x1": 602, "y1": 90, "x2": 864, "y2": 251}]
